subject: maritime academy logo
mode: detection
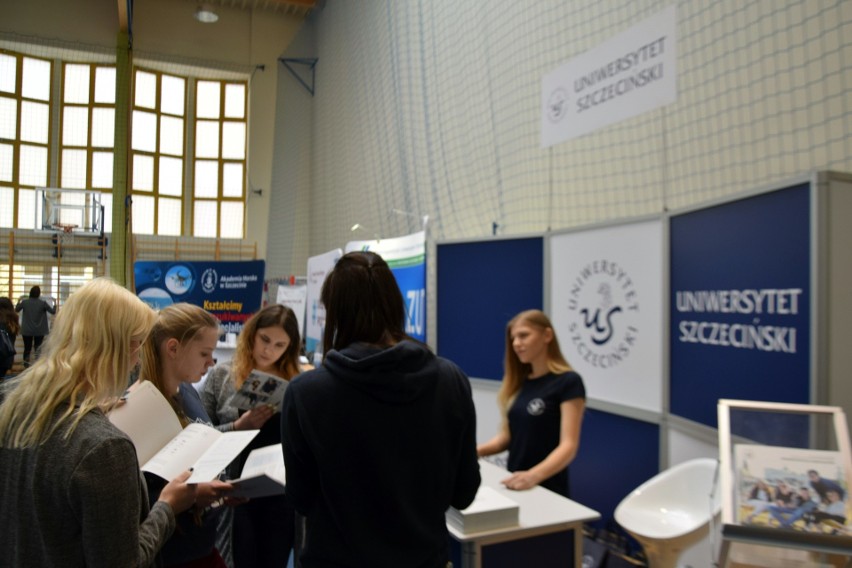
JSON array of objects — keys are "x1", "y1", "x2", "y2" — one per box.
[
  {"x1": 201, "y1": 268, "x2": 218, "y2": 293},
  {"x1": 565, "y1": 260, "x2": 639, "y2": 369}
]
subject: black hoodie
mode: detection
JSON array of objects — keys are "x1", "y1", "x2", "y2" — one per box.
[{"x1": 282, "y1": 339, "x2": 481, "y2": 568}]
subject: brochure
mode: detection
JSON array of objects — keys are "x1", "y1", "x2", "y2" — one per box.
[
  {"x1": 229, "y1": 443, "x2": 287, "y2": 499},
  {"x1": 108, "y1": 380, "x2": 259, "y2": 483},
  {"x1": 446, "y1": 486, "x2": 519, "y2": 533},
  {"x1": 226, "y1": 369, "x2": 289, "y2": 411}
]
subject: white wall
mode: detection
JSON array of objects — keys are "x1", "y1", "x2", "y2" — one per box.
[{"x1": 273, "y1": 0, "x2": 852, "y2": 263}]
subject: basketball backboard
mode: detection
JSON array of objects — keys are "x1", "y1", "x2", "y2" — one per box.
[{"x1": 35, "y1": 187, "x2": 104, "y2": 236}]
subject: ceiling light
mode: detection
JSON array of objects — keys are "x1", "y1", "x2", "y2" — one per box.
[{"x1": 194, "y1": 5, "x2": 219, "y2": 23}]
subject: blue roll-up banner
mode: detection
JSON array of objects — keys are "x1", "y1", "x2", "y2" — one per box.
[
  {"x1": 345, "y1": 231, "x2": 426, "y2": 343},
  {"x1": 669, "y1": 183, "x2": 811, "y2": 434},
  {"x1": 134, "y1": 260, "x2": 266, "y2": 335}
]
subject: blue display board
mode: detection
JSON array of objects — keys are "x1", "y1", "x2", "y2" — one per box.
[
  {"x1": 436, "y1": 238, "x2": 543, "y2": 380},
  {"x1": 669, "y1": 183, "x2": 811, "y2": 430},
  {"x1": 135, "y1": 260, "x2": 265, "y2": 335},
  {"x1": 570, "y1": 409, "x2": 659, "y2": 530}
]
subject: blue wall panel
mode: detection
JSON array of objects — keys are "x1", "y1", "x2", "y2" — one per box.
[
  {"x1": 436, "y1": 238, "x2": 543, "y2": 380},
  {"x1": 570, "y1": 409, "x2": 660, "y2": 529},
  {"x1": 669, "y1": 183, "x2": 811, "y2": 431}
]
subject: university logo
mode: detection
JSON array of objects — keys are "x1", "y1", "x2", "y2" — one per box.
[
  {"x1": 565, "y1": 260, "x2": 639, "y2": 369},
  {"x1": 201, "y1": 268, "x2": 218, "y2": 293},
  {"x1": 527, "y1": 398, "x2": 546, "y2": 416},
  {"x1": 546, "y1": 88, "x2": 569, "y2": 123}
]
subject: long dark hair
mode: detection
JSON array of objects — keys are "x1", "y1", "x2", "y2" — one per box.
[
  {"x1": 321, "y1": 251, "x2": 407, "y2": 352},
  {"x1": 0, "y1": 297, "x2": 20, "y2": 335}
]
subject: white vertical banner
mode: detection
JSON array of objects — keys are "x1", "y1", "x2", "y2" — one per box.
[
  {"x1": 304, "y1": 248, "x2": 343, "y2": 356},
  {"x1": 549, "y1": 219, "x2": 664, "y2": 413},
  {"x1": 541, "y1": 4, "x2": 677, "y2": 147},
  {"x1": 345, "y1": 231, "x2": 427, "y2": 342},
  {"x1": 276, "y1": 284, "x2": 308, "y2": 341}
]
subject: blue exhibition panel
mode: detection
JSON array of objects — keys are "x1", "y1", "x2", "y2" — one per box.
[
  {"x1": 436, "y1": 237, "x2": 543, "y2": 381},
  {"x1": 570, "y1": 408, "x2": 659, "y2": 529},
  {"x1": 669, "y1": 183, "x2": 811, "y2": 434}
]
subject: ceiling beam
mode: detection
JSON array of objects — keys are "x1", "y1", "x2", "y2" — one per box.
[{"x1": 117, "y1": 0, "x2": 130, "y2": 32}]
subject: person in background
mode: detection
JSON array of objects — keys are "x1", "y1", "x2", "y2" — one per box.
[
  {"x1": 0, "y1": 278, "x2": 196, "y2": 567},
  {"x1": 0, "y1": 297, "x2": 20, "y2": 379},
  {"x1": 807, "y1": 469, "x2": 846, "y2": 503},
  {"x1": 770, "y1": 486, "x2": 818, "y2": 528},
  {"x1": 15, "y1": 285, "x2": 56, "y2": 366},
  {"x1": 281, "y1": 251, "x2": 480, "y2": 568},
  {"x1": 477, "y1": 309, "x2": 586, "y2": 498},
  {"x1": 743, "y1": 479, "x2": 775, "y2": 523},
  {"x1": 806, "y1": 489, "x2": 846, "y2": 528},
  {"x1": 199, "y1": 304, "x2": 304, "y2": 567},
  {"x1": 138, "y1": 303, "x2": 239, "y2": 567}
]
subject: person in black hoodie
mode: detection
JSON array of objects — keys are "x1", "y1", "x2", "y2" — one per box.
[{"x1": 281, "y1": 250, "x2": 481, "y2": 568}]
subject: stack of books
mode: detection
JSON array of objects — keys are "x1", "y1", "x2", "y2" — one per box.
[{"x1": 447, "y1": 486, "x2": 520, "y2": 533}]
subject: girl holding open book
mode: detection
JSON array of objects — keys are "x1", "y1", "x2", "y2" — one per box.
[
  {"x1": 0, "y1": 278, "x2": 197, "y2": 567},
  {"x1": 138, "y1": 303, "x2": 238, "y2": 567},
  {"x1": 199, "y1": 304, "x2": 304, "y2": 567}
]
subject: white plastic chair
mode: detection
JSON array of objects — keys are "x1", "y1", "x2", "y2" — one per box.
[{"x1": 614, "y1": 458, "x2": 722, "y2": 568}]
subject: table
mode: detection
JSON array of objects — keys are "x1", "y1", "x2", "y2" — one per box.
[{"x1": 447, "y1": 460, "x2": 600, "y2": 568}]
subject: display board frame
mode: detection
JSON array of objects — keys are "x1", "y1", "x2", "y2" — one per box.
[{"x1": 717, "y1": 399, "x2": 852, "y2": 564}]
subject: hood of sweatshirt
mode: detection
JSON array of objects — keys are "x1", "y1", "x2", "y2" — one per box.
[{"x1": 322, "y1": 339, "x2": 439, "y2": 405}]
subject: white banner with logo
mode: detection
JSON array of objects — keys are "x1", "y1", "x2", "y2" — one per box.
[
  {"x1": 549, "y1": 219, "x2": 663, "y2": 412},
  {"x1": 345, "y1": 231, "x2": 427, "y2": 342},
  {"x1": 276, "y1": 283, "x2": 308, "y2": 342},
  {"x1": 304, "y1": 248, "x2": 343, "y2": 356},
  {"x1": 541, "y1": 4, "x2": 677, "y2": 147}
]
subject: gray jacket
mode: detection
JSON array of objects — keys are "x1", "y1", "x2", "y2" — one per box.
[
  {"x1": 15, "y1": 297, "x2": 56, "y2": 336},
  {"x1": 0, "y1": 405, "x2": 175, "y2": 567}
]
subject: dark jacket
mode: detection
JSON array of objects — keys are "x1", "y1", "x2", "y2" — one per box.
[
  {"x1": 15, "y1": 297, "x2": 55, "y2": 336},
  {"x1": 282, "y1": 340, "x2": 480, "y2": 568}
]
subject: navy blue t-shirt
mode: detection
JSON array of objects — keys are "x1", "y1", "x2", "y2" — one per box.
[{"x1": 506, "y1": 371, "x2": 585, "y2": 497}]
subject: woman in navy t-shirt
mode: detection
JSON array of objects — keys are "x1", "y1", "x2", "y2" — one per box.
[{"x1": 477, "y1": 310, "x2": 585, "y2": 497}]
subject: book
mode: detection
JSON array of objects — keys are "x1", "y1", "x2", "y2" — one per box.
[
  {"x1": 446, "y1": 486, "x2": 520, "y2": 533},
  {"x1": 226, "y1": 369, "x2": 289, "y2": 411},
  {"x1": 108, "y1": 380, "x2": 259, "y2": 483},
  {"x1": 229, "y1": 443, "x2": 287, "y2": 499}
]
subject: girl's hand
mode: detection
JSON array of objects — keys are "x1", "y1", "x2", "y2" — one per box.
[
  {"x1": 501, "y1": 470, "x2": 540, "y2": 491},
  {"x1": 234, "y1": 404, "x2": 276, "y2": 430},
  {"x1": 159, "y1": 470, "x2": 197, "y2": 514},
  {"x1": 194, "y1": 480, "x2": 234, "y2": 509}
]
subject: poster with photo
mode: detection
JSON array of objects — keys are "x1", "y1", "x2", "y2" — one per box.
[
  {"x1": 226, "y1": 369, "x2": 288, "y2": 411},
  {"x1": 733, "y1": 444, "x2": 850, "y2": 535}
]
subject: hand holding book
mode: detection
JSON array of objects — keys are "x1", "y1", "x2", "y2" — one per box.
[{"x1": 234, "y1": 404, "x2": 276, "y2": 431}]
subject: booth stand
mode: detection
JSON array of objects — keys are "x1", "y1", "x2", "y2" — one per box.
[
  {"x1": 717, "y1": 400, "x2": 852, "y2": 567},
  {"x1": 448, "y1": 460, "x2": 600, "y2": 568}
]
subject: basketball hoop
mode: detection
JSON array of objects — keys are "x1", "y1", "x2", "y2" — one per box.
[{"x1": 52, "y1": 223, "x2": 78, "y2": 245}]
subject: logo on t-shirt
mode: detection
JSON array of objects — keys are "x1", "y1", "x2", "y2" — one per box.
[{"x1": 527, "y1": 398, "x2": 546, "y2": 416}]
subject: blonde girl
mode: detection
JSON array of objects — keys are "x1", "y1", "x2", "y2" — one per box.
[
  {"x1": 0, "y1": 278, "x2": 196, "y2": 567},
  {"x1": 477, "y1": 309, "x2": 586, "y2": 497}
]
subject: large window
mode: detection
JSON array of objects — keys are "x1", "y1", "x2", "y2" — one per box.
[
  {"x1": 0, "y1": 51, "x2": 52, "y2": 229},
  {"x1": 60, "y1": 62, "x2": 116, "y2": 233},
  {"x1": 193, "y1": 80, "x2": 247, "y2": 239},
  {"x1": 2, "y1": 52, "x2": 249, "y2": 239},
  {"x1": 131, "y1": 69, "x2": 186, "y2": 236},
  {"x1": 131, "y1": 70, "x2": 247, "y2": 238}
]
